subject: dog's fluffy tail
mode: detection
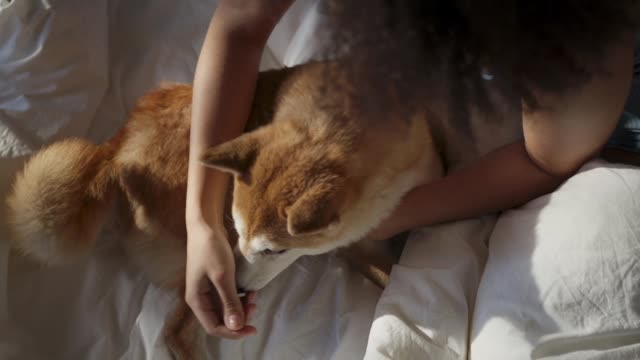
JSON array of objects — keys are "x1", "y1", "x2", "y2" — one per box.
[{"x1": 6, "y1": 139, "x2": 117, "y2": 265}]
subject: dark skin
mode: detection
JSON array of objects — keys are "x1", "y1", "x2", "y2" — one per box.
[{"x1": 186, "y1": 0, "x2": 637, "y2": 339}]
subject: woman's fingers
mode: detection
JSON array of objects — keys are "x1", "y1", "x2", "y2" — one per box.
[
  {"x1": 210, "y1": 269, "x2": 246, "y2": 331},
  {"x1": 185, "y1": 274, "x2": 223, "y2": 336}
]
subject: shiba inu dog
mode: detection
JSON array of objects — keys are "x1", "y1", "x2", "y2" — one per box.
[{"x1": 5, "y1": 60, "x2": 521, "y2": 359}]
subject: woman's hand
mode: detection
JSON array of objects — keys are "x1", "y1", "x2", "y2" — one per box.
[{"x1": 185, "y1": 219, "x2": 257, "y2": 339}]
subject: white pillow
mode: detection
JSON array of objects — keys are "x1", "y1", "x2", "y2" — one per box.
[{"x1": 471, "y1": 160, "x2": 640, "y2": 359}]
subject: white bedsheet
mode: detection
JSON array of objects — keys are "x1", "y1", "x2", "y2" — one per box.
[
  {"x1": 3, "y1": 1, "x2": 640, "y2": 360},
  {"x1": 0, "y1": 1, "x2": 380, "y2": 359}
]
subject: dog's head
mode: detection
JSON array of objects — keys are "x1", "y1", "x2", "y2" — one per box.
[
  {"x1": 201, "y1": 121, "x2": 364, "y2": 291},
  {"x1": 198, "y1": 61, "x2": 438, "y2": 291}
]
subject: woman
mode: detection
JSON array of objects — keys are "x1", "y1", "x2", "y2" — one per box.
[{"x1": 185, "y1": 0, "x2": 640, "y2": 339}]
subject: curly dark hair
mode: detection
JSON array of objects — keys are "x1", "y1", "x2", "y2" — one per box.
[{"x1": 316, "y1": 0, "x2": 639, "y2": 125}]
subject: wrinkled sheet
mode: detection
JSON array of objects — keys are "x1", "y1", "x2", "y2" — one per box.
[
  {"x1": 3, "y1": 1, "x2": 640, "y2": 360},
  {"x1": 363, "y1": 217, "x2": 494, "y2": 360},
  {"x1": 471, "y1": 161, "x2": 640, "y2": 360},
  {"x1": 364, "y1": 160, "x2": 640, "y2": 360},
  {"x1": 0, "y1": 1, "x2": 381, "y2": 359}
]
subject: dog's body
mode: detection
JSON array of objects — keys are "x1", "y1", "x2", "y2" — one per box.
[{"x1": 5, "y1": 61, "x2": 521, "y2": 359}]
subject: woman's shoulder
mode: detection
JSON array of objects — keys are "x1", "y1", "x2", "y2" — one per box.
[{"x1": 521, "y1": 34, "x2": 636, "y2": 176}]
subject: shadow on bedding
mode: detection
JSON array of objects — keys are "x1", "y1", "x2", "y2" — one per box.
[{"x1": 470, "y1": 161, "x2": 640, "y2": 359}]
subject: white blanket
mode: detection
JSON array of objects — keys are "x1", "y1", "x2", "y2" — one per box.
[{"x1": 364, "y1": 217, "x2": 495, "y2": 360}]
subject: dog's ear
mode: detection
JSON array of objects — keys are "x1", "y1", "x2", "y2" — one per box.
[
  {"x1": 286, "y1": 181, "x2": 343, "y2": 237},
  {"x1": 200, "y1": 132, "x2": 262, "y2": 183}
]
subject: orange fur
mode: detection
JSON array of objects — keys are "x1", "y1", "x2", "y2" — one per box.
[{"x1": 6, "y1": 139, "x2": 117, "y2": 264}]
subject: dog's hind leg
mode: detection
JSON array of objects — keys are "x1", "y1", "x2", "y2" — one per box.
[
  {"x1": 164, "y1": 295, "x2": 201, "y2": 360},
  {"x1": 339, "y1": 232, "x2": 409, "y2": 289}
]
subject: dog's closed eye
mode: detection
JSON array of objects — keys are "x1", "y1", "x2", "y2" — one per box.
[{"x1": 261, "y1": 249, "x2": 287, "y2": 256}]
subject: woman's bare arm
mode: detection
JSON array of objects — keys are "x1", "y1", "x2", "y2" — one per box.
[
  {"x1": 186, "y1": 0, "x2": 294, "y2": 338},
  {"x1": 369, "y1": 34, "x2": 635, "y2": 240},
  {"x1": 187, "y1": 1, "x2": 293, "y2": 226}
]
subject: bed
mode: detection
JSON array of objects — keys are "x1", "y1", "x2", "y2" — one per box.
[{"x1": 1, "y1": 1, "x2": 639, "y2": 360}]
